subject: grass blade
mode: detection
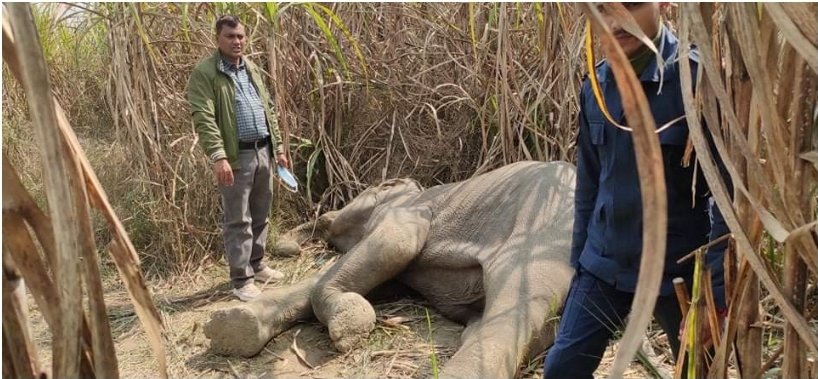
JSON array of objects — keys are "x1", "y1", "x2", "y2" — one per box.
[
  {"x1": 303, "y1": 3, "x2": 350, "y2": 81},
  {"x1": 425, "y1": 308, "x2": 439, "y2": 379},
  {"x1": 763, "y1": 3, "x2": 818, "y2": 74},
  {"x1": 313, "y1": 3, "x2": 369, "y2": 82}
]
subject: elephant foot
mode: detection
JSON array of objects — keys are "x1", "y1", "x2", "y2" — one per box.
[
  {"x1": 325, "y1": 292, "x2": 376, "y2": 352},
  {"x1": 204, "y1": 305, "x2": 267, "y2": 357}
]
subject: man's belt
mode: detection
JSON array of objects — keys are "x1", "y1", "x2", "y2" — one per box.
[{"x1": 238, "y1": 137, "x2": 270, "y2": 150}]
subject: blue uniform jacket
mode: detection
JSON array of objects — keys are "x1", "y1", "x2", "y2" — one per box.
[{"x1": 572, "y1": 26, "x2": 729, "y2": 310}]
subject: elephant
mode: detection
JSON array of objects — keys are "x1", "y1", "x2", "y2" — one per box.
[{"x1": 204, "y1": 160, "x2": 577, "y2": 378}]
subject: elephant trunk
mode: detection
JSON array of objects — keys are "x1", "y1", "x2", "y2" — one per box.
[
  {"x1": 204, "y1": 275, "x2": 320, "y2": 357},
  {"x1": 271, "y1": 210, "x2": 340, "y2": 257}
]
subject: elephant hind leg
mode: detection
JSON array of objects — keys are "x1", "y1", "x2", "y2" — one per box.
[
  {"x1": 439, "y1": 300, "x2": 558, "y2": 378},
  {"x1": 438, "y1": 274, "x2": 568, "y2": 379},
  {"x1": 432, "y1": 297, "x2": 485, "y2": 325}
]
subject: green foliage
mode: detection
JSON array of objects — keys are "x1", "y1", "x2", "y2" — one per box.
[{"x1": 425, "y1": 308, "x2": 440, "y2": 379}]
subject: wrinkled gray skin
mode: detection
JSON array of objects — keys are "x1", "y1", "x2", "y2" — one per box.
[{"x1": 204, "y1": 161, "x2": 576, "y2": 378}]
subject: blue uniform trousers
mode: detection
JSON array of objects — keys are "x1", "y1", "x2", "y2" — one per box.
[{"x1": 543, "y1": 267, "x2": 687, "y2": 379}]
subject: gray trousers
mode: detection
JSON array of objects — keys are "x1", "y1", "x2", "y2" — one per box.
[{"x1": 218, "y1": 145, "x2": 273, "y2": 289}]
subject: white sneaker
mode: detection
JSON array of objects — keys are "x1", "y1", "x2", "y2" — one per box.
[
  {"x1": 232, "y1": 283, "x2": 261, "y2": 302},
  {"x1": 255, "y1": 266, "x2": 285, "y2": 283}
]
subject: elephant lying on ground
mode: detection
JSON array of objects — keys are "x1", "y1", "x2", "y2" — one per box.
[{"x1": 204, "y1": 161, "x2": 576, "y2": 378}]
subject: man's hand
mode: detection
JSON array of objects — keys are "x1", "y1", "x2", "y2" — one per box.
[
  {"x1": 276, "y1": 152, "x2": 289, "y2": 169},
  {"x1": 213, "y1": 159, "x2": 234, "y2": 186}
]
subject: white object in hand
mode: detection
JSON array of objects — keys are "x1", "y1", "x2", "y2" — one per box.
[{"x1": 276, "y1": 165, "x2": 298, "y2": 192}]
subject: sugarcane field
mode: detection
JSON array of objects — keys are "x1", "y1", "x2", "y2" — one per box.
[{"x1": 2, "y1": 3, "x2": 817, "y2": 379}]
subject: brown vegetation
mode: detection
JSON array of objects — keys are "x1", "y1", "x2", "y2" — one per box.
[{"x1": 2, "y1": 2, "x2": 816, "y2": 379}]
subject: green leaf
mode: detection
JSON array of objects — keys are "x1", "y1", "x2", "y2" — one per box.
[
  {"x1": 128, "y1": 3, "x2": 160, "y2": 64},
  {"x1": 302, "y1": 3, "x2": 350, "y2": 81},
  {"x1": 306, "y1": 141, "x2": 323, "y2": 202},
  {"x1": 180, "y1": 2, "x2": 190, "y2": 44},
  {"x1": 312, "y1": 2, "x2": 370, "y2": 83}
]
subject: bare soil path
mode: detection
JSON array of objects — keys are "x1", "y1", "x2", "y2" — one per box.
[{"x1": 28, "y1": 246, "x2": 676, "y2": 378}]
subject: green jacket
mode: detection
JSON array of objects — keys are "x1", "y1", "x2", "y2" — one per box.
[{"x1": 186, "y1": 50, "x2": 284, "y2": 169}]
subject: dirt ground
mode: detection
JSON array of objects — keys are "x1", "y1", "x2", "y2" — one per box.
[{"x1": 27, "y1": 245, "x2": 680, "y2": 379}]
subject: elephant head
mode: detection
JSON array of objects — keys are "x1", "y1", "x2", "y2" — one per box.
[
  {"x1": 271, "y1": 178, "x2": 423, "y2": 256},
  {"x1": 327, "y1": 178, "x2": 423, "y2": 252}
]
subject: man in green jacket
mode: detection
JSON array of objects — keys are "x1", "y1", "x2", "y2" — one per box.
[{"x1": 187, "y1": 15, "x2": 288, "y2": 301}]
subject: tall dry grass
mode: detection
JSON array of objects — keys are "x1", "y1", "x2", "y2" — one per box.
[
  {"x1": 2, "y1": 2, "x2": 816, "y2": 378},
  {"x1": 4, "y1": 3, "x2": 585, "y2": 274},
  {"x1": 2, "y1": 4, "x2": 166, "y2": 378},
  {"x1": 675, "y1": 4, "x2": 817, "y2": 378}
]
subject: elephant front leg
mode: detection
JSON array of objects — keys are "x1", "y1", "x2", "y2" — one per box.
[
  {"x1": 311, "y1": 207, "x2": 431, "y2": 352},
  {"x1": 204, "y1": 273, "x2": 323, "y2": 357}
]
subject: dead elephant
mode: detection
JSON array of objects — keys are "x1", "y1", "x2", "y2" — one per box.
[{"x1": 204, "y1": 160, "x2": 576, "y2": 378}]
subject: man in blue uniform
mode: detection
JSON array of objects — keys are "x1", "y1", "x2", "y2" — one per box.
[{"x1": 543, "y1": 3, "x2": 730, "y2": 378}]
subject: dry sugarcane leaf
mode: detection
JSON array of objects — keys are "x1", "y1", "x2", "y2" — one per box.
[
  {"x1": 1, "y1": 155, "x2": 57, "y2": 265},
  {"x1": 1, "y1": 212, "x2": 59, "y2": 326},
  {"x1": 2, "y1": 7, "x2": 167, "y2": 378},
  {"x1": 708, "y1": 260, "x2": 753, "y2": 379},
  {"x1": 2, "y1": 167, "x2": 97, "y2": 378},
  {"x1": 801, "y1": 151, "x2": 818, "y2": 173},
  {"x1": 678, "y1": 16, "x2": 818, "y2": 356},
  {"x1": 38, "y1": 125, "x2": 122, "y2": 378},
  {"x1": 78, "y1": 229, "x2": 120, "y2": 378},
  {"x1": 782, "y1": 240, "x2": 811, "y2": 378},
  {"x1": 5, "y1": 6, "x2": 116, "y2": 377},
  {"x1": 759, "y1": 8, "x2": 782, "y2": 78},
  {"x1": 684, "y1": 4, "x2": 798, "y2": 240},
  {"x1": 764, "y1": 3, "x2": 818, "y2": 74},
  {"x1": 779, "y1": 3, "x2": 818, "y2": 46},
  {"x1": 736, "y1": 264, "x2": 762, "y2": 379},
  {"x1": 683, "y1": 4, "x2": 791, "y2": 221},
  {"x1": 107, "y1": 237, "x2": 167, "y2": 377},
  {"x1": 2, "y1": 264, "x2": 39, "y2": 379},
  {"x1": 581, "y1": 5, "x2": 668, "y2": 379},
  {"x1": 702, "y1": 269, "x2": 721, "y2": 349},
  {"x1": 792, "y1": 212, "x2": 818, "y2": 277},
  {"x1": 759, "y1": 8, "x2": 818, "y2": 276},
  {"x1": 291, "y1": 329, "x2": 315, "y2": 369},
  {"x1": 729, "y1": 3, "x2": 801, "y2": 218},
  {"x1": 5, "y1": 5, "x2": 83, "y2": 377},
  {"x1": 380, "y1": 317, "x2": 412, "y2": 331}
]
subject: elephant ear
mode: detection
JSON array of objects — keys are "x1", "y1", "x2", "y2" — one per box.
[{"x1": 327, "y1": 190, "x2": 380, "y2": 251}]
